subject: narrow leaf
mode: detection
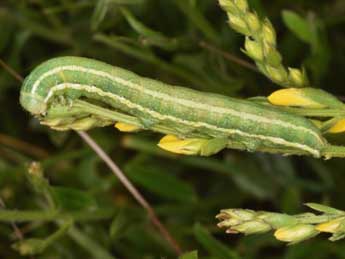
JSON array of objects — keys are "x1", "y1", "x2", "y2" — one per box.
[
  {"x1": 282, "y1": 10, "x2": 316, "y2": 45},
  {"x1": 193, "y1": 223, "x2": 239, "y2": 259},
  {"x1": 305, "y1": 203, "x2": 345, "y2": 215},
  {"x1": 179, "y1": 250, "x2": 198, "y2": 259},
  {"x1": 49, "y1": 186, "x2": 97, "y2": 211}
]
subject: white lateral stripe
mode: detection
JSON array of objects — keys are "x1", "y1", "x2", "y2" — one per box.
[
  {"x1": 31, "y1": 65, "x2": 323, "y2": 144},
  {"x1": 45, "y1": 83, "x2": 320, "y2": 157}
]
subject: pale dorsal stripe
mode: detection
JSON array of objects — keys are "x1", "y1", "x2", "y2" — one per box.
[
  {"x1": 31, "y1": 65, "x2": 323, "y2": 144},
  {"x1": 44, "y1": 83, "x2": 320, "y2": 157}
]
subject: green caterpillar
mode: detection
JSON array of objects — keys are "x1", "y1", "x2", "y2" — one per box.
[{"x1": 19, "y1": 56, "x2": 342, "y2": 158}]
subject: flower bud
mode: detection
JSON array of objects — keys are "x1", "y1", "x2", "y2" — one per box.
[
  {"x1": 274, "y1": 224, "x2": 319, "y2": 244},
  {"x1": 69, "y1": 117, "x2": 98, "y2": 130},
  {"x1": 115, "y1": 122, "x2": 141, "y2": 132},
  {"x1": 217, "y1": 218, "x2": 242, "y2": 228},
  {"x1": 229, "y1": 16, "x2": 250, "y2": 35},
  {"x1": 220, "y1": 209, "x2": 256, "y2": 221},
  {"x1": 268, "y1": 88, "x2": 344, "y2": 109},
  {"x1": 247, "y1": 13, "x2": 260, "y2": 32},
  {"x1": 265, "y1": 47, "x2": 282, "y2": 67},
  {"x1": 262, "y1": 19, "x2": 276, "y2": 45},
  {"x1": 27, "y1": 162, "x2": 50, "y2": 194},
  {"x1": 327, "y1": 119, "x2": 345, "y2": 134},
  {"x1": 218, "y1": 0, "x2": 237, "y2": 13},
  {"x1": 235, "y1": 0, "x2": 248, "y2": 12},
  {"x1": 257, "y1": 212, "x2": 298, "y2": 228},
  {"x1": 244, "y1": 37, "x2": 263, "y2": 61},
  {"x1": 12, "y1": 239, "x2": 45, "y2": 256},
  {"x1": 316, "y1": 217, "x2": 345, "y2": 233},
  {"x1": 231, "y1": 220, "x2": 271, "y2": 234},
  {"x1": 158, "y1": 135, "x2": 208, "y2": 155},
  {"x1": 265, "y1": 65, "x2": 288, "y2": 84},
  {"x1": 288, "y1": 68, "x2": 307, "y2": 87}
]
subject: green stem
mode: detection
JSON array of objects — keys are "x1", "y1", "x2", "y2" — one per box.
[
  {"x1": 322, "y1": 145, "x2": 345, "y2": 158},
  {"x1": 0, "y1": 209, "x2": 115, "y2": 222},
  {"x1": 67, "y1": 226, "x2": 117, "y2": 259},
  {"x1": 296, "y1": 214, "x2": 340, "y2": 224}
]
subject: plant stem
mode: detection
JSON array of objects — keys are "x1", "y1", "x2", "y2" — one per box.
[
  {"x1": 76, "y1": 131, "x2": 182, "y2": 255},
  {"x1": 67, "y1": 226, "x2": 117, "y2": 259},
  {"x1": 0, "y1": 209, "x2": 115, "y2": 222}
]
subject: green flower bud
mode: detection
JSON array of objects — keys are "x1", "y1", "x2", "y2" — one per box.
[
  {"x1": 288, "y1": 68, "x2": 306, "y2": 87},
  {"x1": 247, "y1": 13, "x2": 260, "y2": 32},
  {"x1": 217, "y1": 218, "x2": 242, "y2": 228},
  {"x1": 235, "y1": 0, "x2": 248, "y2": 12},
  {"x1": 229, "y1": 16, "x2": 250, "y2": 35},
  {"x1": 265, "y1": 47, "x2": 283, "y2": 67},
  {"x1": 274, "y1": 224, "x2": 319, "y2": 244},
  {"x1": 27, "y1": 162, "x2": 50, "y2": 193},
  {"x1": 265, "y1": 65, "x2": 288, "y2": 84},
  {"x1": 231, "y1": 220, "x2": 271, "y2": 234},
  {"x1": 218, "y1": 209, "x2": 256, "y2": 221},
  {"x1": 244, "y1": 37, "x2": 263, "y2": 61},
  {"x1": 262, "y1": 19, "x2": 276, "y2": 45},
  {"x1": 316, "y1": 217, "x2": 345, "y2": 233},
  {"x1": 257, "y1": 212, "x2": 298, "y2": 229},
  {"x1": 12, "y1": 239, "x2": 46, "y2": 256},
  {"x1": 218, "y1": 0, "x2": 237, "y2": 13}
]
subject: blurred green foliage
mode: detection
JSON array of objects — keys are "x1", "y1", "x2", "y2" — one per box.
[{"x1": 1, "y1": 0, "x2": 345, "y2": 258}]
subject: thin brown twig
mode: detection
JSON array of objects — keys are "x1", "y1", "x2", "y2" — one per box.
[
  {"x1": 76, "y1": 131, "x2": 182, "y2": 255},
  {"x1": 199, "y1": 40, "x2": 259, "y2": 73},
  {"x1": 0, "y1": 58, "x2": 24, "y2": 82},
  {"x1": 0, "y1": 133, "x2": 49, "y2": 159}
]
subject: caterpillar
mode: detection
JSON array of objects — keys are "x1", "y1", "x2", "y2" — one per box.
[{"x1": 20, "y1": 56, "x2": 340, "y2": 158}]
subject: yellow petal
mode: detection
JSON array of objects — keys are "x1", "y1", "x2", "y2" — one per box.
[
  {"x1": 315, "y1": 217, "x2": 345, "y2": 233},
  {"x1": 115, "y1": 122, "x2": 141, "y2": 132},
  {"x1": 274, "y1": 224, "x2": 318, "y2": 244},
  {"x1": 268, "y1": 88, "x2": 323, "y2": 108},
  {"x1": 157, "y1": 135, "x2": 207, "y2": 155},
  {"x1": 327, "y1": 119, "x2": 345, "y2": 134},
  {"x1": 159, "y1": 134, "x2": 180, "y2": 143}
]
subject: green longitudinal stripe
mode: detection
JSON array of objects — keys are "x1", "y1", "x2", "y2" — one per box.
[
  {"x1": 44, "y1": 82, "x2": 320, "y2": 157},
  {"x1": 32, "y1": 65, "x2": 323, "y2": 145}
]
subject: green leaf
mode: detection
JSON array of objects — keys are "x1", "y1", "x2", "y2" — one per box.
[
  {"x1": 179, "y1": 250, "x2": 198, "y2": 259},
  {"x1": 109, "y1": 210, "x2": 129, "y2": 239},
  {"x1": 305, "y1": 203, "x2": 345, "y2": 215},
  {"x1": 193, "y1": 223, "x2": 239, "y2": 259},
  {"x1": 49, "y1": 186, "x2": 97, "y2": 211},
  {"x1": 282, "y1": 10, "x2": 316, "y2": 46},
  {"x1": 120, "y1": 7, "x2": 180, "y2": 51},
  {"x1": 125, "y1": 158, "x2": 198, "y2": 203},
  {"x1": 91, "y1": 0, "x2": 110, "y2": 31}
]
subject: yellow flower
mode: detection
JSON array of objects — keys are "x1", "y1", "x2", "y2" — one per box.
[
  {"x1": 315, "y1": 217, "x2": 345, "y2": 233},
  {"x1": 268, "y1": 88, "x2": 324, "y2": 108},
  {"x1": 157, "y1": 135, "x2": 208, "y2": 155},
  {"x1": 274, "y1": 224, "x2": 319, "y2": 244},
  {"x1": 327, "y1": 119, "x2": 345, "y2": 134},
  {"x1": 115, "y1": 122, "x2": 141, "y2": 132}
]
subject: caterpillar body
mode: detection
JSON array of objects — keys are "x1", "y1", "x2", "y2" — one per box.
[{"x1": 20, "y1": 56, "x2": 328, "y2": 157}]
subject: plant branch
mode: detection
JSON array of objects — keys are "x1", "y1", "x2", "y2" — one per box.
[{"x1": 76, "y1": 131, "x2": 182, "y2": 255}]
